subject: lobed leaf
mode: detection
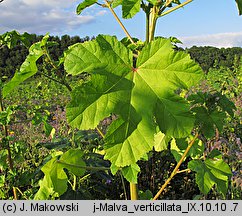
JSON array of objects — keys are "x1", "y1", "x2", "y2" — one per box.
[
  {"x1": 188, "y1": 156, "x2": 232, "y2": 196},
  {"x1": 0, "y1": 30, "x2": 32, "y2": 49},
  {"x1": 64, "y1": 35, "x2": 203, "y2": 169},
  {"x1": 192, "y1": 107, "x2": 226, "y2": 138}
]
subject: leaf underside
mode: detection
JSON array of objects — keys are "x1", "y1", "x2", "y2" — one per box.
[{"x1": 64, "y1": 35, "x2": 203, "y2": 169}]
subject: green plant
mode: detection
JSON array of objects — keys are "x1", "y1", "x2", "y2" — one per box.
[
  {"x1": 1, "y1": 0, "x2": 241, "y2": 200},
  {"x1": 62, "y1": 0, "x2": 240, "y2": 199}
]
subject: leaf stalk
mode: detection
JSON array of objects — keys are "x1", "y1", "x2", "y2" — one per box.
[
  {"x1": 57, "y1": 160, "x2": 110, "y2": 171},
  {"x1": 159, "y1": 0, "x2": 193, "y2": 17},
  {"x1": 105, "y1": 0, "x2": 136, "y2": 45}
]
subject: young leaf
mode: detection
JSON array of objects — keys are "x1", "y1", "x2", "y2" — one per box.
[
  {"x1": 2, "y1": 34, "x2": 49, "y2": 97},
  {"x1": 76, "y1": 0, "x2": 97, "y2": 15},
  {"x1": 170, "y1": 138, "x2": 184, "y2": 162},
  {"x1": 64, "y1": 35, "x2": 203, "y2": 168},
  {"x1": 171, "y1": 137, "x2": 204, "y2": 162}
]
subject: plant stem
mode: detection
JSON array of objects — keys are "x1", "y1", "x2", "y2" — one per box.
[
  {"x1": 149, "y1": 5, "x2": 159, "y2": 42},
  {"x1": 105, "y1": 0, "x2": 135, "y2": 45},
  {"x1": 0, "y1": 87, "x2": 17, "y2": 199},
  {"x1": 96, "y1": 126, "x2": 105, "y2": 138},
  {"x1": 72, "y1": 175, "x2": 77, "y2": 191},
  {"x1": 145, "y1": 12, "x2": 150, "y2": 42},
  {"x1": 153, "y1": 132, "x2": 199, "y2": 200},
  {"x1": 130, "y1": 182, "x2": 138, "y2": 200},
  {"x1": 41, "y1": 72, "x2": 71, "y2": 92},
  {"x1": 15, "y1": 187, "x2": 27, "y2": 200},
  {"x1": 176, "y1": 168, "x2": 191, "y2": 174},
  {"x1": 43, "y1": 48, "x2": 72, "y2": 92},
  {"x1": 119, "y1": 171, "x2": 128, "y2": 200},
  {"x1": 160, "y1": 0, "x2": 193, "y2": 17},
  {"x1": 0, "y1": 89, "x2": 13, "y2": 170}
]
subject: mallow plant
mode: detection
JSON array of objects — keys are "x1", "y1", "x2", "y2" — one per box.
[{"x1": 1, "y1": 0, "x2": 241, "y2": 200}]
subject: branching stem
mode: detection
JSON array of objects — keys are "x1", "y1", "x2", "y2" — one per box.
[{"x1": 153, "y1": 132, "x2": 199, "y2": 200}]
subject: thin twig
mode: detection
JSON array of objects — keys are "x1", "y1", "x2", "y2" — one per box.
[
  {"x1": 104, "y1": 0, "x2": 136, "y2": 45},
  {"x1": 96, "y1": 126, "x2": 105, "y2": 138},
  {"x1": 119, "y1": 171, "x2": 128, "y2": 200},
  {"x1": 43, "y1": 48, "x2": 72, "y2": 92},
  {"x1": 159, "y1": 0, "x2": 193, "y2": 17},
  {"x1": 176, "y1": 168, "x2": 191, "y2": 174}
]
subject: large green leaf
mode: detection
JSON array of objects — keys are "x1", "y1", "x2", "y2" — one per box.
[
  {"x1": 188, "y1": 155, "x2": 232, "y2": 196},
  {"x1": 236, "y1": 0, "x2": 242, "y2": 15},
  {"x1": 76, "y1": 0, "x2": 97, "y2": 15},
  {"x1": 64, "y1": 35, "x2": 203, "y2": 168},
  {"x1": 2, "y1": 34, "x2": 49, "y2": 97},
  {"x1": 112, "y1": 0, "x2": 122, "y2": 8}
]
